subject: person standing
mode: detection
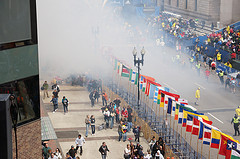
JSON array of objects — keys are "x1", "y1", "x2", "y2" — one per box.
[
  {"x1": 118, "y1": 121, "x2": 123, "y2": 142},
  {"x1": 102, "y1": 91, "x2": 108, "y2": 106},
  {"x1": 196, "y1": 62, "x2": 201, "y2": 76},
  {"x1": 127, "y1": 105, "x2": 133, "y2": 131},
  {"x1": 231, "y1": 114, "x2": 240, "y2": 136},
  {"x1": 124, "y1": 144, "x2": 131, "y2": 159},
  {"x1": 75, "y1": 134, "x2": 85, "y2": 156},
  {"x1": 85, "y1": 115, "x2": 90, "y2": 137},
  {"x1": 62, "y1": 96, "x2": 69, "y2": 115},
  {"x1": 133, "y1": 125, "x2": 140, "y2": 142},
  {"x1": 110, "y1": 107, "x2": 115, "y2": 129},
  {"x1": 115, "y1": 106, "x2": 120, "y2": 123},
  {"x1": 195, "y1": 87, "x2": 200, "y2": 105},
  {"x1": 103, "y1": 108, "x2": 110, "y2": 129},
  {"x1": 205, "y1": 69, "x2": 210, "y2": 81},
  {"x1": 42, "y1": 143, "x2": 52, "y2": 159},
  {"x1": 90, "y1": 115, "x2": 95, "y2": 135},
  {"x1": 89, "y1": 90, "x2": 95, "y2": 107},
  {"x1": 99, "y1": 142, "x2": 110, "y2": 159},
  {"x1": 94, "y1": 90, "x2": 100, "y2": 103},
  {"x1": 43, "y1": 81, "x2": 49, "y2": 99},
  {"x1": 122, "y1": 120, "x2": 128, "y2": 142},
  {"x1": 218, "y1": 70, "x2": 224, "y2": 85}
]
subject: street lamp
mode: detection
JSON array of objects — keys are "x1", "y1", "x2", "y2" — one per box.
[{"x1": 132, "y1": 46, "x2": 146, "y2": 113}]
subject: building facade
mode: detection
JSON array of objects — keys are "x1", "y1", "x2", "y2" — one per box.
[
  {"x1": 158, "y1": 0, "x2": 240, "y2": 27},
  {"x1": 0, "y1": 0, "x2": 42, "y2": 158}
]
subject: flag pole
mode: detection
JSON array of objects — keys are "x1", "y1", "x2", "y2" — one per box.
[
  {"x1": 201, "y1": 126, "x2": 205, "y2": 159},
  {"x1": 197, "y1": 139, "x2": 199, "y2": 158},
  {"x1": 189, "y1": 132, "x2": 193, "y2": 155},
  {"x1": 208, "y1": 143, "x2": 211, "y2": 159}
]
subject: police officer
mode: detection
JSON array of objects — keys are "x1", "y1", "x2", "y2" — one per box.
[
  {"x1": 195, "y1": 87, "x2": 200, "y2": 105},
  {"x1": 218, "y1": 70, "x2": 224, "y2": 85},
  {"x1": 231, "y1": 114, "x2": 240, "y2": 136},
  {"x1": 196, "y1": 62, "x2": 201, "y2": 76}
]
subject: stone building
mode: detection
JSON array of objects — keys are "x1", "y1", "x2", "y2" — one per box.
[{"x1": 159, "y1": 0, "x2": 240, "y2": 27}]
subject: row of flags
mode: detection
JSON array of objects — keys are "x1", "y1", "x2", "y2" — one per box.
[{"x1": 113, "y1": 58, "x2": 240, "y2": 159}]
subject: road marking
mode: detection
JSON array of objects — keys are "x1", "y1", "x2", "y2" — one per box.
[
  {"x1": 207, "y1": 112, "x2": 224, "y2": 124},
  {"x1": 194, "y1": 83, "x2": 206, "y2": 90},
  {"x1": 163, "y1": 82, "x2": 178, "y2": 93}
]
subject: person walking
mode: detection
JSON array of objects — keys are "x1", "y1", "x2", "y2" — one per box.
[
  {"x1": 133, "y1": 125, "x2": 140, "y2": 142},
  {"x1": 42, "y1": 81, "x2": 49, "y2": 99},
  {"x1": 62, "y1": 96, "x2": 69, "y2": 115},
  {"x1": 89, "y1": 90, "x2": 95, "y2": 107},
  {"x1": 195, "y1": 87, "x2": 200, "y2": 105},
  {"x1": 94, "y1": 90, "x2": 100, "y2": 103},
  {"x1": 99, "y1": 142, "x2": 110, "y2": 159},
  {"x1": 231, "y1": 114, "x2": 240, "y2": 136},
  {"x1": 90, "y1": 115, "x2": 96, "y2": 135},
  {"x1": 85, "y1": 115, "x2": 90, "y2": 137},
  {"x1": 196, "y1": 62, "x2": 201, "y2": 76},
  {"x1": 205, "y1": 69, "x2": 210, "y2": 81},
  {"x1": 50, "y1": 96, "x2": 58, "y2": 113},
  {"x1": 75, "y1": 134, "x2": 85, "y2": 156},
  {"x1": 68, "y1": 146, "x2": 77, "y2": 159}
]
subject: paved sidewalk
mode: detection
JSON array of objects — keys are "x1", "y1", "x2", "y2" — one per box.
[{"x1": 41, "y1": 84, "x2": 149, "y2": 159}]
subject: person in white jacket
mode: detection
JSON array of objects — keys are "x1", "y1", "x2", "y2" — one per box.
[{"x1": 75, "y1": 134, "x2": 85, "y2": 156}]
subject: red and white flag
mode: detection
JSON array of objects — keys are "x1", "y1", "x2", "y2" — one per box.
[
  {"x1": 178, "y1": 98, "x2": 188, "y2": 105},
  {"x1": 192, "y1": 117, "x2": 200, "y2": 135}
]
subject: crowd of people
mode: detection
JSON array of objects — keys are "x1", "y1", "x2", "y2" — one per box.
[
  {"x1": 205, "y1": 25, "x2": 240, "y2": 59},
  {"x1": 42, "y1": 143, "x2": 63, "y2": 159}
]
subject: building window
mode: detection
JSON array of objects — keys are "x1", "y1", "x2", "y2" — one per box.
[
  {"x1": 195, "y1": 0, "x2": 197, "y2": 11},
  {"x1": 185, "y1": 0, "x2": 188, "y2": 9},
  {"x1": 177, "y1": 0, "x2": 179, "y2": 7},
  {"x1": 0, "y1": 75, "x2": 40, "y2": 126},
  {"x1": 169, "y1": 0, "x2": 171, "y2": 5}
]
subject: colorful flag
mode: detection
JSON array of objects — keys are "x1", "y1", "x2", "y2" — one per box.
[
  {"x1": 219, "y1": 133, "x2": 235, "y2": 156},
  {"x1": 178, "y1": 98, "x2": 188, "y2": 105},
  {"x1": 178, "y1": 106, "x2": 184, "y2": 124},
  {"x1": 231, "y1": 143, "x2": 240, "y2": 159},
  {"x1": 139, "y1": 75, "x2": 144, "y2": 89},
  {"x1": 160, "y1": 93, "x2": 165, "y2": 108},
  {"x1": 118, "y1": 63, "x2": 123, "y2": 75},
  {"x1": 211, "y1": 129, "x2": 221, "y2": 149},
  {"x1": 135, "y1": 72, "x2": 138, "y2": 85},
  {"x1": 149, "y1": 84, "x2": 156, "y2": 99},
  {"x1": 182, "y1": 110, "x2": 188, "y2": 127},
  {"x1": 154, "y1": 87, "x2": 159, "y2": 103},
  {"x1": 129, "y1": 69, "x2": 133, "y2": 81},
  {"x1": 226, "y1": 140, "x2": 237, "y2": 159},
  {"x1": 203, "y1": 124, "x2": 212, "y2": 145},
  {"x1": 121, "y1": 65, "x2": 130, "y2": 77},
  {"x1": 192, "y1": 117, "x2": 200, "y2": 135},
  {"x1": 131, "y1": 70, "x2": 136, "y2": 83},
  {"x1": 167, "y1": 98, "x2": 172, "y2": 114},
  {"x1": 174, "y1": 103, "x2": 179, "y2": 120},
  {"x1": 171, "y1": 101, "x2": 176, "y2": 117},
  {"x1": 142, "y1": 78, "x2": 146, "y2": 92},
  {"x1": 164, "y1": 95, "x2": 175, "y2": 110},
  {"x1": 114, "y1": 59, "x2": 118, "y2": 70},
  {"x1": 186, "y1": 114, "x2": 193, "y2": 132}
]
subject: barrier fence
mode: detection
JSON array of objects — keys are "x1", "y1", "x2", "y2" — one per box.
[{"x1": 103, "y1": 74, "x2": 205, "y2": 159}]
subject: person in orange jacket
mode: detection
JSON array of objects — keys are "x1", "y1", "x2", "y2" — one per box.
[{"x1": 102, "y1": 91, "x2": 108, "y2": 106}]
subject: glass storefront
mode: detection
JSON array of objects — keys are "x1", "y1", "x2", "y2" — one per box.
[{"x1": 0, "y1": 75, "x2": 40, "y2": 126}]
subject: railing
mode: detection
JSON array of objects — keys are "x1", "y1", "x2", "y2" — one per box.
[{"x1": 103, "y1": 78, "x2": 205, "y2": 159}]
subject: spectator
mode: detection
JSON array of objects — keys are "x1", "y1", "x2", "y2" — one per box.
[
  {"x1": 62, "y1": 96, "x2": 69, "y2": 115},
  {"x1": 102, "y1": 91, "x2": 108, "y2": 106},
  {"x1": 113, "y1": 98, "x2": 121, "y2": 107},
  {"x1": 85, "y1": 115, "x2": 90, "y2": 137},
  {"x1": 124, "y1": 144, "x2": 131, "y2": 159},
  {"x1": 224, "y1": 61, "x2": 233, "y2": 68},
  {"x1": 68, "y1": 146, "x2": 77, "y2": 159},
  {"x1": 99, "y1": 142, "x2": 110, "y2": 159},
  {"x1": 144, "y1": 149, "x2": 152, "y2": 159},
  {"x1": 211, "y1": 60, "x2": 216, "y2": 71},
  {"x1": 110, "y1": 107, "x2": 115, "y2": 129},
  {"x1": 205, "y1": 68, "x2": 210, "y2": 81},
  {"x1": 133, "y1": 125, "x2": 140, "y2": 142},
  {"x1": 103, "y1": 108, "x2": 110, "y2": 129},
  {"x1": 115, "y1": 106, "x2": 120, "y2": 123},
  {"x1": 42, "y1": 81, "x2": 49, "y2": 99},
  {"x1": 127, "y1": 105, "x2": 133, "y2": 131},
  {"x1": 94, "y1": 90, "x2": 100, "y2": 103},
  {"x1": 42, "y1": 143, "x2": 51, "y2": 159},
  {"x1": 48, "y1": 152, "x2": 58, "y2": 159},
  {"x1": 230, "y1": 77, "x2": 237, "y2": 93},
  {"x1": 50, "y1": 96, "x2": 58, "y2": 113},
  {"x1": 65, "y1": 153, "x2": 72, "y2": 159},
  {"x1": 89, "y1": 90, "x2": 96, "y2": 107},
  {"x1": 149, "y1": 136, "x2": 156, "y2": 151},
  {"x1": 90, "y1": 115, "x2": 95, "y2": 135},
  {"x1": 225, "y1": 77, "x2": 231, "y2": 90},
  {"x1": 55, "y1": 148, "x2": 62, "y2": 159},
  {"x1": 75, "y1": 134, "x2": 85, "y2": 156},
  {"x1": 121, "y1": 107, "x2": 128, "y2": 118}
]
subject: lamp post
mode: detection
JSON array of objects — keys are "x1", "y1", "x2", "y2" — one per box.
[{"x1": 132, "y1": 46, "x2": 146, "y2": 113}]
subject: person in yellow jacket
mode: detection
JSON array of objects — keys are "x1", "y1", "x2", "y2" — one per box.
[
  {"x1": 195, "y1": 87, "x2": 200, "y2": 105},
  {"x1": 231, "y1": 114, "x2": 240, "y2": 136},
  {"x1": 236, "y1": 106, "x2": 240, "y2": 117},
  {"x1": 216, "y1": 52, "x2": 222, "y2": 62},
  {"x1": 224, "y1": 61, "x2": 232, "y2": 68}
]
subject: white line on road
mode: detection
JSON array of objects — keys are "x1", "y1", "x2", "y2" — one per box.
[
  {"x1": 207, "y1": 112, "x2": 224, "y2": 124},
  {"x1": 194, "y1": 83, "x2": 206, "y2": 90},
  {"x1": 163, "y1": 82, "x2": 178, "y2": 93}
]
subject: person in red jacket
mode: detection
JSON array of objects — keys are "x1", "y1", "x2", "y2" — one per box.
[
  {"x1": 205, "y1": 69, "x2": 210, "y2": 81},
  {"x1": 121, "y1": 106, "x2": 128, "y2": 119}
]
